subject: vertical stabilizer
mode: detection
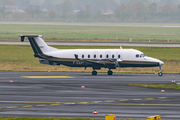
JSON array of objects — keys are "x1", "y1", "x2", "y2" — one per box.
[
  {"x1": 33, "y1": 36, "x2": 50, "y2": 53},
  {"x1": 20, "y1": 35, "x2": 51, "y2": 57}
]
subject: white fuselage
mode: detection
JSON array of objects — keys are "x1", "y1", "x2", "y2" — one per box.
[{"x1": 45, "y1": 48, "x2": 164, "y2": 68}]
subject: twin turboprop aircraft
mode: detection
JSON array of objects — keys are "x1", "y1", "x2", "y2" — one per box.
[{"x1": 20, "y1": 35, "x2": 164, "y2": 76}]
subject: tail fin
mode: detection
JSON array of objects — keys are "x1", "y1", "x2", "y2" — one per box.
[
  {"x1": 20, "y1": 35, "x2": 61, "y2": 66},
  {"x1": 20, "y1": 35, "x2": 51, "y2": 54}
]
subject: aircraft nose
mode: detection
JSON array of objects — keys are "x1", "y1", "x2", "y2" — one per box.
[{"x1": 159, "y1": 61, "x2": 164, "y2": 66}]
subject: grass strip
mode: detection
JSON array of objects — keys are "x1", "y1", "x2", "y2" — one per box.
[
  {"x1": 0, "y1": 118, "x2": 144, "y2": 120},
  {"x1": 0, "y1": 45, "x2": 180, "y2": 74},
  {"x1": 0, "y1": 23, "x2": 180, "y2": 41},
  {"x1": 127, "y1": 84, "x2": 180, "y2": 90}
]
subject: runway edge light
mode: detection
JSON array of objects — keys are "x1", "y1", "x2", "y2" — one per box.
[
  {"x1": 93, "y1": 110, "x2": 98, "y2": 114},
  {"x1": 105, "y1": 114, "x2": 116, "y2": 120},
  {"x1": 172, "y1": 79, "x2": 175, "y2": 83},
  {"x1": 9, "y1": 80, "x2": 13, "y2": 83},
  {"x1": 146, "y1": 115, "x2": 161, "y2": 120},
  {"x1": 161, "y1": 90, "x2": 165, "y2": 93}
]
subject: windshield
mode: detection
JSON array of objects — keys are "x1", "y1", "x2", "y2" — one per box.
[{"x1": 141, "y1": 53, "x2": 146, "y2": 57}]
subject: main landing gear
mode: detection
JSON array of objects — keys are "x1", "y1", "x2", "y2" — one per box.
[
  {"x1": 107, "y1": 70, "x2": 113, "y2": 75},
  {"x1": 158, "y1": 66, "x2": 163, "y2": 76},
  {"x1": 91, "y1": 69, "x2": 113, "y2": 75},
  {"x1": 92, "y1": 70, "x2": 97, "y2": 75}
]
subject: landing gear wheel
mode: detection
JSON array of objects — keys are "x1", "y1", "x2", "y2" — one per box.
[
  {"x1": 158, "y1": 72, "x2": 163, "y2": 76},
  {"x1": 92, "y1": 71, "x2": 97, "y2": 75},
  {"x1": 158, "y1": 65, "x2": 163, "y2": 76},
  {"x1": 107, "y1": 70, "x2": 113, "y2": 75}
]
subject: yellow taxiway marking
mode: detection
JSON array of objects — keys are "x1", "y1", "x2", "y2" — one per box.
[
  {"x1": 22, "y1": 105, "x2": 33, "y2": 108},
  {"x1": 92, "y1": 101, "x2": 102, "y2": 103},
  {"x1": 7, "y1": 106, "x2": 18, "y2": 108},
  {"x1": 146, "y1": 98, "x2": 154, "y2": 100},
  {"x1": 92, "y1": 103, "x2": 180, "y2": 106},
  {"x1": 36, "y1": 104, "x2": 46, "y2": 107},
  {"x1": 119, "y1": 99, "x2": 129, "y2": 101},
  {"x1": 22, "y1": 76, "x2": 74, "y2": 78},
  {"x1": 104, "y1": 100, "x2": 115, "y2": 102},
  {"x1": 0, "y1": 101, "x2": 56, "y2": 104},
  {"x1": 132, "y1": 99, "x2": 142, "y2": 101},
  {"x1": 64, "y1": 102, "x2": 75, "y2": 105},
  {"x1": 158, "y1": 97, "x2": 167, "y2": 99},
  {"x1": 78, "y1": 102, "x2": 89, "y2": 104},
  {"x1": 50, "y1": 104, "x2": 60, "y2": 105}
]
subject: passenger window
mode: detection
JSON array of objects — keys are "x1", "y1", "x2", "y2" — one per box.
[
  {"x1": 94, "y1": 54, "x2": 96, "y2": 58},
  {"x1": 82, "y1": 55, "x2": 84, "y2": 58},
  {"x1": 112, "y1": 55, "x2": 114, "y2": 58},
  {"x1": 100, "y1": 54, "x2": 102, "y2": 58},
  {"x1": 106, "y1": 54, "x2": 109, "y2": 58},
  {"x1": 136, "y1": 54, "x2": 139, "y2": 58},
  {"x1": 88, "y1": 55, "x2": 90, "y2": 58},
  {"x1": 118, "y1": 55, "x2": 120, "y2": 58}
]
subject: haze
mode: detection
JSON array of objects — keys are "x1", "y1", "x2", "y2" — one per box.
[{"x1": 0, "y1": 0, "x2": 180, "y2": 23}]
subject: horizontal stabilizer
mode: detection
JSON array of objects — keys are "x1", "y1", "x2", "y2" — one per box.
[{"x1": 19, "y1": 35, "x2": 43, "y2": 42}]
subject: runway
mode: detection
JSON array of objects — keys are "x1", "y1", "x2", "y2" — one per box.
[
  {"x1": 1, "y1": 41, "x2": 180, "y2": 47},
  {"x1": 0, "y1": 71, "x2": 180, "y2": 119}
]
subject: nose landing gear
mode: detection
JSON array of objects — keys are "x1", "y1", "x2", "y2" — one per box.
[{"x1": 158, "y1": 66, "x2": 163, "y2": 76}]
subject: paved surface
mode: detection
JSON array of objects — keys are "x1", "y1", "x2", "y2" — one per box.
[
  {"x1": 0, "y1": 71, "x2": 180, "y2": 119},
  {"x1": 1, "y1": 22, "x2": 180, "y2": 27},
  {"x1": 1, "y1": 41, "x2": 180, "y2": 47}
]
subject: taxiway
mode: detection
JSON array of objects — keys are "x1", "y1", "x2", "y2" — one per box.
[
  {"x1": 0, "y1": 71, "x2": 180, "y2": 119},
  {"x1": 1, "y1": 41, "x2": 180, "y2": 47}
]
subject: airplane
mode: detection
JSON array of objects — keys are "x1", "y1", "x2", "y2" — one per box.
[{"x1": 20, "y1": 35, "x2": 164, "y2": 76}]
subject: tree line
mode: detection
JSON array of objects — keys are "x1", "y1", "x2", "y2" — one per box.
[{"x1": 0, "y1": 0, "x2": 180, "y2": 23}]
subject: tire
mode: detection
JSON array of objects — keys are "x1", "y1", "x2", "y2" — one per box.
[
  {"x1": 108, "y1": 71, "x2": 113, "y2": 75},
  {"x1": 158, "y1": 72, "x2": 163, "y2": 76},
  {"x1": 92, "y1": 71, "x2": 97, "y2": 75}
]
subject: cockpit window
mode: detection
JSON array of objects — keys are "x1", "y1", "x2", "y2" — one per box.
[
  {"x1": 136, "y1": 54, "x2": 146, "y2": 58},
  {"x1": 136, "y1": 54, "x2": 139, "y2": 58},
  {"x1": 141, "y1": 54, "x2": 146, "y2": 57}
]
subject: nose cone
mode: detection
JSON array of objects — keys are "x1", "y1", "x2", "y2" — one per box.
[
  {"x1": 159, "y1": 61, "x2": 164, "y2": 66},
  {"x1": 146, "y1": 57, "x2": 164, "y2": 66}
]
